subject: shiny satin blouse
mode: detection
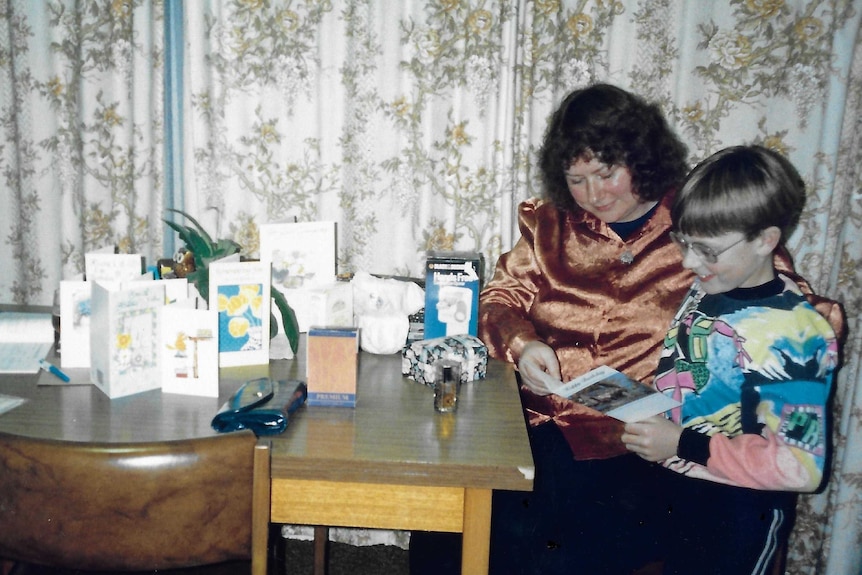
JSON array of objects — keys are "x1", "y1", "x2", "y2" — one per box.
[{"x1": 478, "y1": 195, "x2": 693, "y2": 460}]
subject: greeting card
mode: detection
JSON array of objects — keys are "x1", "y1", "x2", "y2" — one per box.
[
  {"x1": 208, "y1": 259, "x2": 271, "y2": 367},
  {"x1": 90, "y1": 281, "x2": 164, "y2": 399},
  {"x1": 160, "y1": 300, "x2": 219, "y2": 397},
  {"x1": 60, "y1": 279, "x2": 92, "y2": 369},
  {"x1": 84, "y1": 250, "x2": 145, "y2": 283}
]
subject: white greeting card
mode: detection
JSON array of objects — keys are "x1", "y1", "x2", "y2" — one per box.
[
  {"x1": 60, "y1": 280, "x2": 92, "y2": 369},
  {"x1": 160, "y1": 301, "x2": 219, "y2": 397},
  {"x1": 208, "y1": 259, "x2": 271, "y2": 367},
  {"x1": 90, "y1": 281, "x2": 165, "y2": 399},
  {"x1": 84, "y1": 251, "x2": 145, "y2": 283},
  {"x1": 0, "y1": 312, "x2": 54, "y2": 374},
  {"x1": 160, "y1": 277, "x2": 190, "y2": 304},
  {"x1": 259, "y1": 221, "x2": 337, "y2": 290}
]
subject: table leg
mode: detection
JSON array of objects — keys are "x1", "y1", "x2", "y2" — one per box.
[
  {"x1": 460, "y1": 488, "x2": 492, "y2": 575},
  {"x1": 252, "y1": 442, "x2": 271, "y2": 575},
  {"x1": 313, "y1": 526, "x2": 329, "y2": 575}
]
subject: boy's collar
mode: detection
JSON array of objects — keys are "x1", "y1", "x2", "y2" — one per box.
[{"x1": 723, "y1": 274, "x2": 783, "y2": 300}]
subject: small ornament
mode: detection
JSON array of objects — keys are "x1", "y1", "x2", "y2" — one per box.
[{"x1": 620, "y1": 250, "x2": 634, "y2": 265}]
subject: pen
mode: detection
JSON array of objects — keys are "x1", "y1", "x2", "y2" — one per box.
[{"x1": 39, "y1": 359, "x2": 70, "y2": 383}]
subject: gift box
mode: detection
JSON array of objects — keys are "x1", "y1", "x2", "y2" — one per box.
[
  {"x1": 306, "y1": 326, "x2": 359, "y2": 407},
  {"x1": 423, "y1": 251, "x2": 484, "y2": 339},
  {"x1": 401, "y1": 334, "x2": 488, "y2": 386}
]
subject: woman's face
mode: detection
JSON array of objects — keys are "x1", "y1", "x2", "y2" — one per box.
[{"x1": 564, "y1": 157, "x2": 652, "y2": 223}]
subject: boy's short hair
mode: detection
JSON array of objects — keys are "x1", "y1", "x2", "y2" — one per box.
[{"x1": 672, "y1": 145, "x2": 806, "y2": 241}]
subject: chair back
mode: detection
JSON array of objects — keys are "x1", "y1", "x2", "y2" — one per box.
[{"x1": 0, "y1": 430, "x2": 257, "y2": 571}]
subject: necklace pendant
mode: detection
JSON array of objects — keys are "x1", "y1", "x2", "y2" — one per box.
[{"x1": 620, "y1": 250, "x2": 634, "y2": 265}]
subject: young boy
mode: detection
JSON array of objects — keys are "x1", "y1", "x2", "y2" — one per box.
[{"x1": 621, "y1": 145, "x2": 841, "y2": 574}]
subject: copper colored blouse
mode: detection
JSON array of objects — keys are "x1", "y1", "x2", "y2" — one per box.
[
  {"x1": 479, "y1": 195, "x2": 692, "y2": 459},
  {"x1": 478, "y1": 196, "x2": 842, "y2": 461}
]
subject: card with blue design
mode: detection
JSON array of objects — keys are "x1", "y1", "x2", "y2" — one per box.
[{"x1": 208, "y1": 259, "x2": 271, "y2": 367}]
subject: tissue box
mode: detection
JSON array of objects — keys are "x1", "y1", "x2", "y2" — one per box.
[
  {"x1": 401, "y1": 334, "x2": 488, "y2": 386},
  {"x1": 280, "y1": 281, "x2": 354, "y2": 333}
]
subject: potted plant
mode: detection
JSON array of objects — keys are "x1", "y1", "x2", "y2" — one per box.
[{"x1": 163, "y1": 209, "x2": 300, "y2": 354}]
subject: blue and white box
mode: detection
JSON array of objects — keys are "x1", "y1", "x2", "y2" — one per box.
[{"x1": 423, "y1": 251, "x2": 484, "y2": 340}]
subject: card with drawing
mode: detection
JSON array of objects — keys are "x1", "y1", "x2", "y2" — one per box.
[
  {"x1": 90, "y1": 280, "x2": 164, "y2": 399},
  {"x1": 160, "y1": 301, "x2": 219, "y2": 397},
  {"x1": 540, "y1": 366, "x2": 680, "y2": 423},
  {"x1": 208, "y1": 259, "x2": 271, "y2": 367}
]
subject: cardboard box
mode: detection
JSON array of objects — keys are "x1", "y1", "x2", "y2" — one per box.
[
  {"x1": 423, "y1": 251, "x2": 484, "y2": 339},
  {"x1": 306, "y1": 326, "x2": 359, "y2": 407},
  {"x1": 401, "y1": 334, "x2": 488, "y2": 386},
  {"x1": 279, "y1": 281, "x2": 353, "y2": 333}
]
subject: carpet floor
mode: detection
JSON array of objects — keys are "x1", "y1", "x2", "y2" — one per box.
[
  {"x1": 280, "y1": 539, "x2": 408, "y2": 575},
  {"x1": 4, "y1": 538, "x2": 409, "y2": 575}
]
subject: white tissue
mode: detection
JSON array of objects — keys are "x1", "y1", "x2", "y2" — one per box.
[
  {"x1": 352, "y1": 272, "x2": 424, "y2": 315},
  {"x1": 351, "y1": 272, "x2": 424, "y2": 354},
  {"x1": 356, "y1": 313, "x2": 408, "y2": 354}
]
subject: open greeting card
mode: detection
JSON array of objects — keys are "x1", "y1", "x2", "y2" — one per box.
[
  {"x1": 90, "y1": 281, "x2": 165, "y2": 399},
  {"x1": 542, "y1": 366, "x2": 680, "y2": 423}
]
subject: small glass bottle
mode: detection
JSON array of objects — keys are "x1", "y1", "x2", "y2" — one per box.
[{"x1": 433, "y1": 360, "x2": 460, "y2": 413}]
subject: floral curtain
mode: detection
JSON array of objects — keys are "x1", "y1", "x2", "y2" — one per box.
[{"x1": 1, "y1": 1, "x2": 860, "y2": 573}]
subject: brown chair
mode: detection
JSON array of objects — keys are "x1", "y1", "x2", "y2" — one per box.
[{"x1": 0, "y1": 430, "x2": 258, "y2": 572}]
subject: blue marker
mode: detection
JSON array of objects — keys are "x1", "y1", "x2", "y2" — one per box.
[{"x1": 39, "y1": 359, "x2": 70, "y2": 383}]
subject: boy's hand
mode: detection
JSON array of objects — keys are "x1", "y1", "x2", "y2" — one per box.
[{"x1": 622, "y1": 415, "x2": 683, "y2": 462}]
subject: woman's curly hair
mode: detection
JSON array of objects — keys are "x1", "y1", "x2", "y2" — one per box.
[{"x1": 539, "y1": 84, "x2": 689, "y2": 213}]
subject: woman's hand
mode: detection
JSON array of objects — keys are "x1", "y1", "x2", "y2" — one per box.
[
  {"x1": 516, "y1": 341, "x2": 562, "y2": 396},
  {"x1": 622, "y1": 415, "x2": 683, "y2": 462}
]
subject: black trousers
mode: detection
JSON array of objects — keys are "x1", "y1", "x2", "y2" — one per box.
[
  {"x1": 653, "y1": 467, "x2": 796, "y2": 575},
  {"x1": 410, "y1": 422, "x2": 664, "y2": 575}
]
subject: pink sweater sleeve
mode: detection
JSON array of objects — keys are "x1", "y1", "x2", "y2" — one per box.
[{"x1": 706, "y1": 429, "x2": 821, "y2": 492}]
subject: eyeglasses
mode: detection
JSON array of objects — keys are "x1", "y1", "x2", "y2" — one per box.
[{"x1": 669, "y1": 232, "x2": 746, "y2": 265}]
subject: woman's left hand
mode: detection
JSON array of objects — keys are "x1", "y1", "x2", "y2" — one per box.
[{"x1": 622, "y1": 415, "x2": 683, "y2": 462}]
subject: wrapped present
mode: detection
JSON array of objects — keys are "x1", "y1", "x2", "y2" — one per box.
[{"x1": 401, "y1": 334, "x2": 488, "y2": 386}]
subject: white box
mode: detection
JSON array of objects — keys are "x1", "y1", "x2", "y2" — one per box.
[
  {"x1": 423, "y1": 251, "x2": 484, "y2": 339},
  {"x1": 279, "y1": 281, "x2": 353, "y2": 333}
]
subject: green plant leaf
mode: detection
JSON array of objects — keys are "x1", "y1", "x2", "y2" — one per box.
[
  {"x1": 164, "y1": 218, "x2": 213, "y2": 264},
  {"x1": 185, "y1": 268, "x2": 210, "y2": 302},
  {"x1": 271, "y1": 288, "x2": 299, "y2": 354},
  {"x1": 163, "y1": 220, "x2": 195, "y2": 249},
  {"x1": 165, "y1": 208, "x2": 216, "y2": 247},
  {"x1": 212, "y1": 238, "x2": 242, "y2": 258}
]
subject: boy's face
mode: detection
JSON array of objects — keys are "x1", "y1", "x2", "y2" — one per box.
[{"x1": 673, "y1": 231, "x2": 776, "y2": 294}]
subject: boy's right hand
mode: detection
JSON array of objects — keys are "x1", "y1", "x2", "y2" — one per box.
[{"x1": 517, "y1": 341, "x2": 562, "y2": 396}]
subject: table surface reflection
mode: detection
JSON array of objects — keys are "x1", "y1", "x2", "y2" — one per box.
[{"x1": 0, "y1": 329, "x2": 534, "y2": 493}]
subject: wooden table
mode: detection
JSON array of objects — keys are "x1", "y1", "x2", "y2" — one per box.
[
  {"x1": 255, "y1": 346, "x2": 534, "y2": 575},
  {"x1": 0, "y1": 309, "x2": 533, "y2": 575}
]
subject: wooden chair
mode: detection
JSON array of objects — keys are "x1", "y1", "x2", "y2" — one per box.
[{"x1": 0, "y1": 430, "x2": 258, "y2": 572}]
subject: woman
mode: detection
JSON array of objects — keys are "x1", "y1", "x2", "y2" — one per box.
[
  {"x1": 409, "y1": 84, "x2": 690, "y2": 575},
  {"x1": 478, "y1": 83, "x2": 691, "y2": 574}
]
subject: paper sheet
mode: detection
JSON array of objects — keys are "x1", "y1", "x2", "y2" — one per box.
[{"x1": 0, "y1": 312, "x2": 54, "y2": 373}]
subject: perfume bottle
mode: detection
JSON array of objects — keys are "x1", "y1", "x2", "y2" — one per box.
[{"x1": 433, "y1": 359, "x2": 461, "y2": 413}]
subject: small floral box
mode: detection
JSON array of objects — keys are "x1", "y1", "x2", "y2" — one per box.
[{"x1": 401, "y1": 334, "x2": 488, "y2": 386}]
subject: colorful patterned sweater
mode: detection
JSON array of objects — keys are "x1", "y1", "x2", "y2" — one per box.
[{"x1": 653, "y1": 275, "x2": 839, "y2": 492}]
